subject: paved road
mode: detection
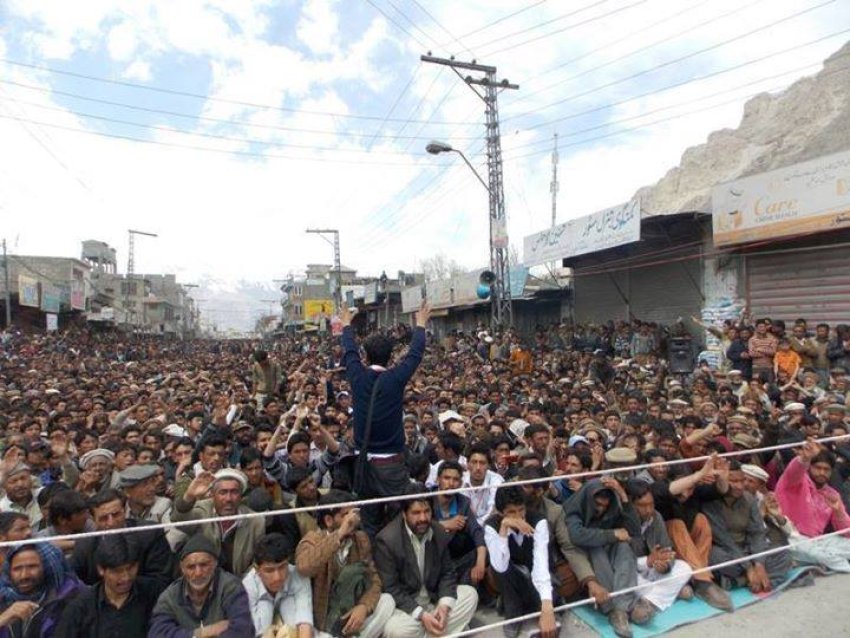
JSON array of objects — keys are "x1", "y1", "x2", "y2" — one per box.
[{"x1": 471, "y1": 573, "x2": 850, "y2": 637}]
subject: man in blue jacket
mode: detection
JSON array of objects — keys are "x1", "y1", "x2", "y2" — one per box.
[{"x1": 341, "y1": 300, "x2": 430, "y2": 536}]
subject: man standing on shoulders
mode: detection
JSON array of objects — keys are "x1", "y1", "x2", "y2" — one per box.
[
  {"x1": 374, "y1": 486, "x2": 478, "y2": 638},
  {"x1": 296, "y1": 490, "x2": 395, "y2": 638},
  {"x1": 150, "y1": 534, "x2": 253, "y2": 637},
  {"x1": 341, "y1": 301, "x2": 430, "y2": 536}
]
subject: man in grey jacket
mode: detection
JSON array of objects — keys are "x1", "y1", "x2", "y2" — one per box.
[{"x1": 149, "y1": 534, "x2": 254, "y2": 637}]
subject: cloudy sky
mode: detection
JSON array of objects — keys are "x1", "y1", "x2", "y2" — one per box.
[{"x1": 1, "y1": 0, "x2": 847, "y2": 293}]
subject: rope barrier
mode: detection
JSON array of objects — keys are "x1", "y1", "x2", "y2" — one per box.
[
  {"x1": 2, "y1": 432, "x2": 846, "y2": 549},
  {"x1": 448, "y1": 524, "x2": 850, "y2": 637}
]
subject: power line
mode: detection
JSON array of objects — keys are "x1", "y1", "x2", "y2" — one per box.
[
  {"x1": 452, "y1": 0, "x2": 548, "y2": 43},
  {"x1": 0, "y1": 78, "x2": 479, "y2": 140},
  {"x1": 362, "y1": 0, "x2": 431, "y2": 50},
  {"x1": 469, "y1": 0, "x2": 611, "y2": 51},
  {"x1": 504, "y1": 0, "x2": 838, "y2": 123},
  {"x1": 383, "y1": 0, "x2": 441, "y2": 49},
  {"x1": 509, "y1": 0, "x2": 766, "y2": 107},
  {"x1": 0, "y1": 95, "x2": 438, "y2": 157},
  {"x1": 482, "y1": 0, "x2": 650, "y2": 58},
  {"x1": 0, "y1": 111, "x2": 446, "y2": 167},
  {"x1": 514, "y1": 25, "x2": 850, "y2": 132},
  {"x1": 409, "y1": 0, "x2": 475, "y2": 57},
  {"x1": 502, "y1": 54, "x2": 850, "y2": 162},
  {"x1": 364, "y1": 64, "x2": 421, "y2": 149},
  {"x1": 0, "y1": 58, "x2": 472, "y2": 125},
  {"x1": 521, "y1": 0, "x2": 706, "y2": 85}
]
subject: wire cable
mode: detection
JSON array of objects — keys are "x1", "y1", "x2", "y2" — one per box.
[
  {"x1": 363, "y1": 0, "x2": 432, "y2": 50},
  {"x1": 452, "y1": 1, "x2": 548, "y2": 43},
  {"x1": 504, "y1": 0, "x2": 838, "y2": 123},
  {"x1": 410, "y1": 0, "x2": 475, "y2": 57}
]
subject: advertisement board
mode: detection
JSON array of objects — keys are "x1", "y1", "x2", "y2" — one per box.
[
  {"x1": 40, "y1": 284, "x2": 61, "y2": 313},
  {"x1": 46, "y1": 313, "x2": 58, "y2": 332},
  {"x1": 363, "y1": 281, "x2": 378, "y2": 305},
  {"x1": 523, "y1": 198, "x2": 641, "y2": 266},
  {"x1": 70, "y1": 280, "x2": 85, "y2": 310},
  {"x1": 18, "y1": 275, "x2": 39, "y2": 307},
  {"x1": 712, "y1": 150, "x2": 850, "y2": 246},
  {"x1": 304, "y1": 299, "x2": 334, "y2": 323}
]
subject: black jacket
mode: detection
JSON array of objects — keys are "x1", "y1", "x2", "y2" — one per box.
[
  {"x1": 70, "y1": 519, "x2": 175, "y2": 589},
  {"x1": 373, "y1": 515, "x2": 458, "y2": 614},
  {"x1": 53, "y1": 578, "x2": 162, "y2": 638}
]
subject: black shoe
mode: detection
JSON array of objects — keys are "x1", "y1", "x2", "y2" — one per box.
[{"x1": 694, "y1": 580, "x2": 735, "y2": 612}]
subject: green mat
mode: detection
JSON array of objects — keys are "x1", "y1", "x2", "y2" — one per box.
[{"x1": 572, "y1": 567, "x2": 816, "y2": 637}]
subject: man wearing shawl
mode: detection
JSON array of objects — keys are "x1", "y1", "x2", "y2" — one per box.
[{"x1": 0, "y1": 542, "x2": 83, "y2": 637}]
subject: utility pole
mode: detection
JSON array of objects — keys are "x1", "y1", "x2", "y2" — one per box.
[
  {"x1": 126, "y1": 229, "x2": 158, "y2": 329},
  {"x1": 550, "y1": 132, "x2": 560, "y2": 278},
  {"x1": 2, "y1": 239, "x2": 10, "y2": 328},
  {"x1": 421, "y1": 54, "x2": 518, "y2": 329},
  {"x1": 305, "y1": 229, "x2": 341, "y2": 311}
]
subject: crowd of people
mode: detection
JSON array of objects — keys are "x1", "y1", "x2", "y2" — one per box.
[{"x1": 0, "y1": 306, "x2": 848, "y2": 638}]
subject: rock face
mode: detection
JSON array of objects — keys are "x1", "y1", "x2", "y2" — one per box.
[{"x1": 635, "y1": 41, "x2": 850, "y2": 216}]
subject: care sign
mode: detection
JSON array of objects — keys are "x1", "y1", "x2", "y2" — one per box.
[
  {"x1": 523, "y1": 198, "x2": 641, "y2": 266},
  {"x1": 712, "y1": 149, "x2": 850, "y2": 246}
]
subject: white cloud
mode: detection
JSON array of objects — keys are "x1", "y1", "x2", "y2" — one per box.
[{"x1": 296, "y1": 0, "x2": 340, "y2": 56}]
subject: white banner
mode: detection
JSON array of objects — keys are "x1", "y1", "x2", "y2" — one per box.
[
  {"x1": 523, "y1": 198, "x2": 641, "y2": 266},
  {"x1": 713, "y1": 149, "x2": 850, "y2": 247},
  {"x1": 401, "y1": 285, "x2": 423, "y2": 313},
  {"x1": 46, "y1": 313, "x2": 58, "y2": 332}
]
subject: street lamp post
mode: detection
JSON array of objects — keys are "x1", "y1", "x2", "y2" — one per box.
[{"x1": 426, "y1": 140, "x2": 512, "y2": 329}]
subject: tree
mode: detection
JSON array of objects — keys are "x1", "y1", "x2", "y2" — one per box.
[{"x1": 418, "y1": 252, "x2": 466, "y2": 282}]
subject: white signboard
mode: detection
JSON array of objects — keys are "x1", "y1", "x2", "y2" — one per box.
[
  {"x1": 712, "y1": 149, "x2": 850, "y2": 247},
  {"x1": 401, "y1": 285, "x2": 424, "y2": 313},
  {"x1": 46, "y1": 313, "x2": 58, "y2": 332},
  {"x1": 523, "y1": 198, "x2": 641, "y2": 266},
  {"x1": 427, "y1": 279, "x2": 454, "y2": 309},
  {"x1": 363, "y1": 281, "x2": 378, "y2": 305}
]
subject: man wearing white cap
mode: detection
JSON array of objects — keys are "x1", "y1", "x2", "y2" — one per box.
[
  {"x1": 172, "y1": 468, "x2": 265, "y2": 577},
  {"x1": 75, "y1": 448, "x2": 120, "y2": 498}
]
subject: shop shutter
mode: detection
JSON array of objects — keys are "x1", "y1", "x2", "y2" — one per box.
[
  {"x1": 746, "y1": 246, "x2": 850, "y2": 326},
  {"x1": 573, "y1": 270, "x2": 628, "y2": 324},
  {"x1": 630, "y1": 257, "x2": 704, "y2": 325}
]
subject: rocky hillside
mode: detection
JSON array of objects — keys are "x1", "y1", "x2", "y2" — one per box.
[{"x1": 635, "y1": 41, "x2": 850, "y2": 215}]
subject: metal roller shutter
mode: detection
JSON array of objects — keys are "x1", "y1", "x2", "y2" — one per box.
[
  {"x1": 746, "y1": 246, "x2": 850, "y2": 326},
  {"x1": 630, "y1": 257, "x2": 704, "y2": 325},
  {"x1": 573, "y1": 270, "x2": 628, "y2": 324}
]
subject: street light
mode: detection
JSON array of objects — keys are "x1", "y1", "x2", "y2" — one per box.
[{"x1": 426, "y1": 141, "x2": 490, "y2": 193}]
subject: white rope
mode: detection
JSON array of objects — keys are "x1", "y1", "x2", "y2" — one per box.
[
  {"x1": 2, "y1": 433, "x2": 845, "y2": 549},
  {"x1": 448, "y1": 525, "x2": 850, "y2": 637}
]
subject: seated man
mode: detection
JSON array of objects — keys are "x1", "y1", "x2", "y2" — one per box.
[
  {"x1": 0, "y1": 542, "x2": 84, "y2": 637},
  {"x1": 651, "y1": 455, "x2": 733, "y2": 610},
  {"x1": 0, "y1": 463, "x2": 42, "y2": 527},
  {"x1": 564, "y1": 477, "x2": 652, "y2": 638},
  {"x1": 484, "y1": 485, "x2": 558, "y2": 638},
  {"x1": 431, "y1": 461, "x2": 487, "y2": 587},
  {"x1": 461, "y1": 443, "x2": 504, "y2": 526},
  {"x1": 296, "y1": 490, "x2": 395, "y2": 638},
  {"x1": 243, "y1": 533, "x2": 314, "y2": 638},
  {"x1": 374, "y1": 486, "x2": 478, "y2": 638},
  {"x1": 703, "y1": 461, "x2": 791, "y2": 591},
  {"x1": 70, "y1": 489, "x2": 174, "y2": 590},
  {"x1": 776, "y1": 440, "x2": 850, "y2": 571},
  {"x1": 150, "y1": 534, "x2": 253, "y2": 637},
  {"x1": 172, "y1": 469, "x2": 265, "y2": 577},
  {"x1": 55, "y1": 536, "x2": 162, "y2": 638},
  {"x1": 119, "y1": 464, "x2": 173, "y2": 524},
  {"x1": 518, "y1": 467, "x2": 609, "y2": 606},
  {"x1": 625, "y1": 480, "x2": 694, "y2": 612},
  {"x1": 34, "y1": 488, "x2": 92, "y2": 556}
]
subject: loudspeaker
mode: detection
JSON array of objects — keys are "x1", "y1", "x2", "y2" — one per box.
[
  {"x1": 668, "y1": 337, "x2": 694, "y2": 374},
  {"x1": 479, "y1": 270, "x2": 496, "y2": 285}
]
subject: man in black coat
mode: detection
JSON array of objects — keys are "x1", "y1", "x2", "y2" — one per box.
[
  {"x1": 69, "y1": 489, "x2": 174, "y2": 590},
  {"x1": 374, "y1": 487, "x2": 478, "y2": 638}
]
